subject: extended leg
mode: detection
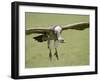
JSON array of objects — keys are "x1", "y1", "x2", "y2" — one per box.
[
  {"x1": 54, "y1": 40, "x2": 59, "y2": 60},
  {"x1": 48, "y1": 40, "x2": 52, "y2": 61},
  {"x1": 49, "y1": 49, "x2": 52, "y2": 61},
  {"x1": 54, "y1": 48, "x2": 59, "y2": 60}
]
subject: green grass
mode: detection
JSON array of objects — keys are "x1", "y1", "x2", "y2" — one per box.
[{"x1": 25, "y1": 12, "x2": 89, "y2": 68}]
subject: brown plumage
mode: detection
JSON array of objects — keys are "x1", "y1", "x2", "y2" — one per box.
[{"x1": 26, "y1": 22, "x2": 89, "y2": 60}]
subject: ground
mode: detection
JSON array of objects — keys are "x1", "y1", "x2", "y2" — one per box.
[{"x1": 25, "y1": 12, "x2": 89, "y2": 68}]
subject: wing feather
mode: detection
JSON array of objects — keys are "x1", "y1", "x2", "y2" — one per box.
[
  {"x1": 62, "y1": 22, "x2": 89, "y2": 31},
  {"x1": 26, "y1": 27, "x2": 52, "y2": 35}
]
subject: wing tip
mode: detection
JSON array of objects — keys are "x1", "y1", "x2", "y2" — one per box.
[{"x1": 62, "y1": 22, "x2": 89, "y2": 30}]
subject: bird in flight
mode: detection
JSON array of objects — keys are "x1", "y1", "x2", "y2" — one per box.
[{"x1": 26, "y1": 22, "x2": 89, "y2": 60}]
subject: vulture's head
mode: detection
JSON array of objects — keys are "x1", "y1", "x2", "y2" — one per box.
[{"x1": 54, "y1": 25, "x2": 64, "y2": 43}]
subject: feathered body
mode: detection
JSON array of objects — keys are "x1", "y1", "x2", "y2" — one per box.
[{"x1": 33, "y1": 25, "x2": 63, "y2": 43}]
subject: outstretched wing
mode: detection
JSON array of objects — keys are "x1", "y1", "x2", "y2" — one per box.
[
  {"x1": 62, "y1": 22, "x2": 89, "y2": 31},
  {"x1": 26, "y1": 27, "x2": 52, "y2": 35}
]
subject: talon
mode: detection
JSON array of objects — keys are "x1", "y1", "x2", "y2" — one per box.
[{"x1": 54, "y1": 51, "x2": 59, "y2": 60}]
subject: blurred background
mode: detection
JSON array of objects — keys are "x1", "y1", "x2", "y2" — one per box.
[{"x1": 25, "y1": 12, "x2": 89, "y2": 68}]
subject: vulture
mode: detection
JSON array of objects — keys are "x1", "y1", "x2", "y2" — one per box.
[{"x1": 26, "y1": 22, "x2": 89, "y2": 60}]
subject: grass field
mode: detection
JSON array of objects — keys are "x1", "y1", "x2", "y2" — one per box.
[{"x1": 25, "y1": 12, "x2": 89, "y2": 68}]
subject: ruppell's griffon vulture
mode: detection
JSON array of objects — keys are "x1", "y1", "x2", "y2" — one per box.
[{"x1": 26, "y1": 22, "x2": 89, "y2": 60}]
